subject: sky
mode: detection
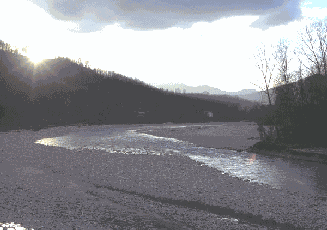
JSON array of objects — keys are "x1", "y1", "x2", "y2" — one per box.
[{"x1": 1, "y1": 0, "x2": 327, "y2": 92}]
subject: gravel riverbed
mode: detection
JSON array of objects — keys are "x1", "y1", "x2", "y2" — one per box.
[{"x1": 0, "y1": 124, "x2": 326, "y2": 229}]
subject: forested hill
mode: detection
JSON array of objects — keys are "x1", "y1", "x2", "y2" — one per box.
[
  {"x1": 0, "y1": 43, "x2": 251, "y2": 131},
  {"x1": 184, "y1": 93, "x2": 258, "y2": 110}
]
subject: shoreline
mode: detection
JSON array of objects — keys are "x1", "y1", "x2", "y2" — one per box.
[
  {"x1": 0, "y1": 122, "x2": 327, "y2": 229},
  {"x1": 134, "y1": 121, "x2": 262, "y2": 152},
  {"x1": 7, "y1": 120, "x2": 326, "y2": 163},
  {"x1": 134, "y1": 121, "x2": 327, "y2": 163},
  {"x1": 0, "y1": 130, "x2": 280, "y2": 229},
  {"x1": 246, "y1": 141, "x2": 327, "y2": 163},
  {"x1": 2, "y1": 119, "x2": 326, "y2": 163}
]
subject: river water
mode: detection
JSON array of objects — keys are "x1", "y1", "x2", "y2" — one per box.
[{"x1": 35, "y1": 123, "x2": 327, "y2": 198}]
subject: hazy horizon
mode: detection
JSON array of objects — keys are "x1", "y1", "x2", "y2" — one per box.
[
  {"x1": 150, "y1": 82, "x2": 260, "y2": 93},
  {"x1": 1, "y1": 0, "x2": 327, "y2": 92}
]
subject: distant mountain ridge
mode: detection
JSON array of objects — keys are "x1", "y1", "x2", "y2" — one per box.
[
  {"x1": 151, "y1": 83, "x2": 257, "y2": 95},
  {"x1": 151, "y1": 83, "x2": 263, "y2": 103}
]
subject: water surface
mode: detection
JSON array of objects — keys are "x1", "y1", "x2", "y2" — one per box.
[{"x1": 35, "y1": 124, "x2": 327, "y2": 197}]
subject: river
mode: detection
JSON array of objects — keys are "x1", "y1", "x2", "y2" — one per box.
[{"x1": 34, "y1": 123, "x2": 327, "y2": 198}]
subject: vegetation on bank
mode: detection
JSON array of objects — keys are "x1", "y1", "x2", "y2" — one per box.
[
  {"x1": 0, "y1": 41, "x2": 254, "y2": 132},
  {"x1": 0, "y1": 19, "x2": 326, "y2": 155},
  {"x1": 247, "y1": 19, "x2": 327, "y2": 150}
]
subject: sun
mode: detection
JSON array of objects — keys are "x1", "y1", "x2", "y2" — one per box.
[
  {"x1": 29, "y1": 53, "x2": 45, "y2": 65},
  {"x1": 26, "y1": 47, "x2": 46, "y2": 65}
]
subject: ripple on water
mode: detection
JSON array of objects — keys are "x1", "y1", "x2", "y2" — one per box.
[{"x1": 34, "y1": 126, "x2": 325, "y2": 195}]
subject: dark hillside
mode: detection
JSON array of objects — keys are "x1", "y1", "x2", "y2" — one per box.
[
  {"x1": 0, "y1": 49, "x2": 34, "y2": 79},
  {"x1": 0, "y1": 40, "x2": 249, "y2": 131},
  {"x1": 0, "y1": 49, "x2": 34, "y2": 129},
  {"x1": 185, "y1": 93, "x2": 258, "y2": 110},
  {"x1": 247, "y1": 73, "x2": 327, "y2": 150}
]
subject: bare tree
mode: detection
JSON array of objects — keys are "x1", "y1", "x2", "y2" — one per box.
[
  {"x1": 273, "y1": 39, "x2": 296, "y2": 86},
  {"x1": 273, "y1": 38, "x2": 299, "y2": 107},
  {"x1": 314, "y1": 20, "x2": 327, "y2": 75},
  {"x1": 251, "y1": 43, "x2": 279, "y2": 141},
  {"x1": 272, "y1": 39, "x2": 299, "y2": 139},
  {"x1": 294, "y1": 19, "x2": 327, "y2": 106},
  {"x1": 297, "y1": 24, "x2": 320, "y2": 74},
  {"x1": 251, "y1": 43, "x2": 277, "y2": 106},
  {"x1": 252, "y1": 40, "x2": 298, "y2": 140},
  {"x1": 293, "y1": 60, "x2": 307, "y2": 107},
  {"x1": 296, "y1": 20, "x2": 327, "y2": 76}
]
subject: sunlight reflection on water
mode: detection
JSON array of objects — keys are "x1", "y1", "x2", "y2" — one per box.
[{"x1": 34, "y1": 125, "x2": 322, "y2": 194}]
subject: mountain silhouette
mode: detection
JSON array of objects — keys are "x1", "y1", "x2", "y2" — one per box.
[{"x1": 151, "y1": 83, "x2": 262, "y2": 103}]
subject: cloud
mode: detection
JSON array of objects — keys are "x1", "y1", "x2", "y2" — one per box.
[
  {"x1": 30, "y1": 0, "x2": 304, "y2": 32},
  {"x1": 250, "y1": 0, "x2": 304, "y2": 30}
]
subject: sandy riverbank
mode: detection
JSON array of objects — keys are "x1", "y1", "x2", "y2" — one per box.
[
  {"x1": 136, "y1": 121, "x2": 327, "y2": 163},
  {"x1": 135, "y1": 121, "x2": 265, "y2": 151},
  {"x1": 0, "y1": 124, "x2": 326, "y2": 229}
]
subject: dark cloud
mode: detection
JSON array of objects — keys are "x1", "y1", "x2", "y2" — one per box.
[
  {"x1": 32, "y1": 0, "x2": 304, "y2": 32},
  {"x1": 249, "y1": 0, "x2": 304, "y2": 30}
]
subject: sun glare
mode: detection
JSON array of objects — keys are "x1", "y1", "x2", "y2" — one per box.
[
  {"x1": 29, "y1": 53, "x2": 45, "y2": 65},
  {"x1": 26, "y1": 47, "x2": 47, "y2": 65}
]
